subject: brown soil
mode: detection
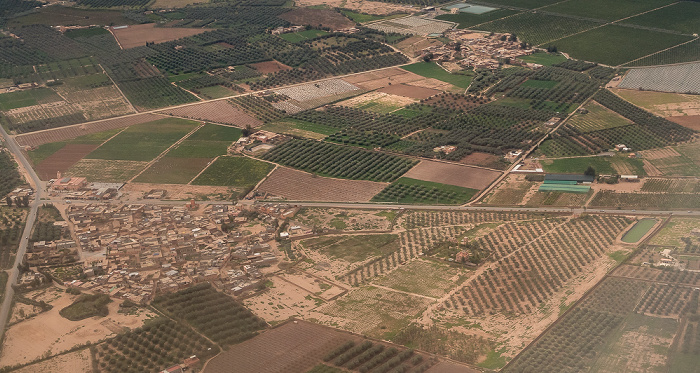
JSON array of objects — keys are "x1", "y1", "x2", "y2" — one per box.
[
  {"x1": 15, "y1": 113, "x2": 162, "y2": 148},
  {"x1": 256, "y1": 167, "x2": 388, "y2": 202},
  {"x1": 36, "y1": 144, "x2": 98, "y2": 180},
  {"x1": 667, "y1": 115, "x2": 700, "y2": 131},
  {"x1": 295, "y1": 0, "x2": 413, "y2": 15},
  {"x1": 402, "y1": 160, "x2": 501, "y2": 190},
  {"x1": 343, "y1": 68, "x2": 458, "y2": 93},
  {"x1": 460, "y1": 152, "x2": 502, "y2": 169},
  {"x1": 14, "y1": 349, "x2": 92, "y2": 373},
  {"x1": 158, "y1": 101, "x2": 262, "y2": 127},
  {"x1": 279, "y1": 8, "x2": 355, "y2": 30},
  {"x1": 204, "y1": 320, "x2": 357, "y2": 373},
  {"x1": 120, "y1": 182, "x2": 233, "y2": 200},
  {"x1": 111, "y1": 24, "x2": 210, "y2": 49},
  {"x1": 378, "y1": 83, "x2": 440, "y2": 100},
  {"x1": 250, "y1": 60, "x2": 292, "y2": 74}
]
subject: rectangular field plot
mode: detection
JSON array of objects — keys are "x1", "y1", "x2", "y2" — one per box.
[
  {"x1": 402, "y1": 160, "x2": 501, "y2": 190},
  {"x1": 367, "y1": 16, "x2": 456, "y2": 36},
  {"x1": 619, "y1": 63, "x2": 700, "y2": 94},
  {"x1": 590, "y1": 191, "x2": 700, "y2": 210},
  {"x1": 542, "y1": 0, "x2": 676, "y2": 21},
  {"x1": 518, "y1": 52, "x2": 568, "y2": 66},
  {"x1": 256, "y1": 167, "x2": 388, "y2": 202},
  {"x1": 0, "y1": 88, "x2": 62, "y2": 111},
  {"x1": 477, "y1": 13, "x2": 600, "y2": 47},
  {"x1": 436, "y1": 8, "x2": 517, "y2": 29},
  {"x1": 157, "y1": 100, "x2": 262, "y2": 127},
  {"x1": 35, "y1": 143, "x2": 99, "y2": 181},
  {"x1": 134, "y1": 157, "x2": 211, "y2": 184},
  {"x1": 165, "y1": 140, "x2": 229, "y2": 158},
  {"x1": 567, "y1": 101, "x2": 632, "y2": 133},
  {"x1": 318, "y1": 286, "x2": 434, "y2": 339},
  {"x1": 474, "y1": 0, "x2": 562, "y2": 9},
  {"x1": 14, "y1": 113, "x2": 163, "y2": 148},
  {"x1": 85, "y1": 118, "x2": 199, "y2": 161},
  {"x1": 302, "y1": 234, "x2": 401, "y2": 263},
  {"x1": 52, "y1": 74, "x2": 135, "y2": 121},
  {"x1": 625, "y1": 39, "x2": 700, "y2": 67},
  {"x1": 65, "y1": 159, "x2": 148, "y2": 182},
  {"x1": 111, "y1": 24, "x2": 210, "y2": 49},
  {"x1": 552, "y1": 25, "x2": 692, "y2": 66},
  {"x1": 641, "y1": 145, "x2": 700, "y2": 177},
  {"x1": 375, "y1": 259, "x2": 468, "y2": 298},
  {"x1": 371, "y1": 177, "x2": 478, "y2": 205},
  {"x1": 192, "y1": 156, "x2": 274, "y2": 188},
  {"x1": 649, "y1": 217, "x2": 700, "y2": 246},
  {"x1": 611, "y1": 89, "x2": 700, "y2": 118},
  {"x1": 186, "y1": 123, "x2": 242, "y2": 141},
  {"x1": 401, "y1": 62, "x2": 472, "y2": 89},
  {"x1": 622, "y1": 1, "x2": 700, "y2": 34}
]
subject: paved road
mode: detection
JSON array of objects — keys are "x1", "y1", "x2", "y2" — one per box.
[{"x1": 0, "y1": 123, "x2": 44, "y2": 342}]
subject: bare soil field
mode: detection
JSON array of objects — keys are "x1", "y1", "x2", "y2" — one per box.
[
  {"x1": 158, "y1": 100, "x2": 262, "y2": 127},
  {"x1": 460, "y1": 152, "x2": 504, "y2": 169},
  {"x1": 378, "y1": 83, "x2": 440, "y2": 99},
  {"x1": 343, "y1": 68, "x2": 458, "y2": 92},
  {"x1": 111, "y1": 24, "x2": 211, "y2": 49},
  {"x1": 426, "y1": 361, "x2": 479, "y2": 373},
  {"x1": 402, "y1": 160, "x2": 501, "y2": 190},
  {"x1": 256, "y1": 167, "x2": 388, "y2": 202},
  {"x1": 295, "y1": 0, "x2": 413, "y2": 15},
  {"x1": 36, "y1": 144, "x2": 98, "y2": 180},
  {"x1": 250, "y1": 60, "x2": 292, "y2": 74},
  {"x1": 0, "y1": 289, "x2": 154, "y2": 367},
  {"x1": 396, "y1": 36, "x2": 443, "y2": 57},
  {"x1": 14, "y1": 349, "x2": 92, "y2": 373},
  {"x1": 122, "y1": 182, "x2": 233, "y2": 200},
  {"x1": 667, "y1": 115, "x2": 700, "y2": 131},
  {"x1": 204, "y1": 320, "x2": 357, "y2": 373},
  {"x1": 279, "y1": 8, "x2": 356, "y2": 30},
  {"x1": 15, "y1": 113, "x2": 162, "y2": 148},
  {"x1": 337, "y1": 91, "x2": 416, "y2": 112},
  {"x1": 612, "y1": 88, "x2": 700, "y2": 117}
]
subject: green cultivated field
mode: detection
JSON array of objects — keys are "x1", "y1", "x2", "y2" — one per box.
[
  {"x1": 540, "y1": 157, "x2": 616, "y2": 175},
  {"x1": 553, "y1": 25, "x2": 692, "y2": 66},
  {"x1": 27, "y1": 128, "x2": 122, "y2": 165},
  {"x1": 624, "y1": 1, "x2": 700, "y2": 35},
  {"x1": 475, "y1": 0, "x2": 562, "y2": 9},
  {"x1": 134, "y1": 157, "x2": 211, "y2": 184},
  {"x1": 165, "y1": 140, "x2": 230, "y2": 158},
  {"x1": 518, "y1": 52, "x2": 568, "y2": 66},
  {"x1": 187, "y1": 123, "x2": 242, "y2": 141},
  {"x1": 86, "y1": 118, "x2": 198, "y2": 161},
  {"x1": 435, "y1": 9, "x2": 518, "y2": 29},
  {"x1": 567, "y1": 101, "x2": 631, "y2": 133},
  {"x1": 192, "y1": 156, "x2": 274, "y2": 187},
  {"x1": 279, "y1": 29, "x2": 329, "y2": 42},
  {"x1": 302, "y1": 234, "x2": 400, "y2": 263},
  {"x1": 478, "y1": 13, "x2": 600, "y2": 46},
  {"x1": 401, "y1": 62, "x2": 472, "y2": 88},
  {"x1": 372, "y1": 177, "x2": 478, "y2": 205},
  {"x1": 543, "y1": 0, "x2": 676, "y2": 21},
  {"x1": 0, "y1": 88, "x2": 61, "y2": 111}
]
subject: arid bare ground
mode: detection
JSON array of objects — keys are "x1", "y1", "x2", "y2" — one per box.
[
  {"x1": 402, "y1": 160, "x2": 501, "y2": 190},
  {"x1": 121, "y1": 182, "x2": 234, "y2": 200},
  {"x1": 294, "y1": 0, "x2": 414, "y2": 15},
  {"x1": 0, "y1": 288, "x2": 155, "y2": 367},
  {"x1": 14, "y1": 349, "x2": 92, "y2": 373},
  {"x1": 111, "y1": 24, "x2": 211, "y2": 49}
]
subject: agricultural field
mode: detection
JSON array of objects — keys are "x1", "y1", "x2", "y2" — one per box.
[
  {"x1": 371, "y1": 177, "x2": 478, "y2": 205},
  {"x1": 0, "y1": 149, "x2": 24, "y2": 199},
  {"x1": 401, "y1": 62, "x2": 472, "y2": 89},
  {"x1": 367, "y1": 16, "x2": 456, "y2": 36},
  {"x1": 481, "y1": 175, "x2": 535, "y2": 206},
  {"x1": 0, "y1": 207, "x2": 27, "y2": 269},
  {"x1": 552, "y1": 25, "x2": 692, "y2": 66},
  {"x1": 375, "y1": 259, "x2": 469, "y2": 298},
  {"x1": 436, "y1": 9, "x2": 518, "y2": 29},
  {"x1": 565, "y1": 101, "x2": 632, "y2": 133},
  {"x1": 261, "y1": 139, "x2": 417, "y2": 182},
  {"x1": 542, "y1": 0, "x2": 676, "y2": 21},
  {"x1": 622, "y1": 1, "x2": 700, "y2": 34},
  {"x1": 648, "y1": 217, "x2": 700, "y2": 246},
  {"x1": 624, "y1": 39, "x2": 700, "y2": 67},
  {"x1": 5, "y1": 6, "x2": 135, "y2": 28},
  {"x1": 619, "y1": 63, "x2": 700, "y2": 94},
  {"x1": 640, "y1": 144, "x2": 700, "y2": 177},
  {"x1": 191, "y1": 156, "x2": 274, "y2": 189},
  {"x1": 612, "y1": 89, "x2": 700, "y2": 118},
  {"x1": 540, "y1": 155, "x2": 645, "y2": 176},
  {"x1": 15, "y1": 113, "x2": 162, "y2": 148},
  {"x1": 338, "y1": 91, "x2": 416, "y2": 114},
  {"x1": 402, "y1": 160, "x2": 501, "y2": 190},
  {"x1": 83, "y1": 117, "x2": 196, "y2": 160},
  {"x1": 153, "y1": 283, "x2": 267, "y2": 346},
  {"x1": 477, "y1": 13, "x2": 600, "y2": 47},
  {"x1": 279, "y1": 8, "x2": 355, "y2": 30},
  {"x1": 158, "y1": 100, "x2": 263, "y2": 128},
  {"x1": 518, "y1": 52, "x2": 568, "y2": 66},
  {"x1": 256, "y1": 167, "x2": 388, "y2": 202},
  {"x1": 133, "y1": 157, "x2": 211, "y2": 184},
  {"x1": 111, "y1": 24, "x2": 211, "y2": 49},
  {"x1": 590, "y1": 190, "x2": 700, "y2": 210}
]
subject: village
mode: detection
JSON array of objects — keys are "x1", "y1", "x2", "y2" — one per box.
[{"x1": 20, "y1": 201, "x2": 304, "y2": 305}]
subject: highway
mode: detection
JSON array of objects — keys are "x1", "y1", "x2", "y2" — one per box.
[{"x1": 0, "y1": 123, "x2": 44, "y2": 343}]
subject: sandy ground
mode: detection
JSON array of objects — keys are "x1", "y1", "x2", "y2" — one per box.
[
  {"x1": 337, "y1": 91, "x2": 417, "y2": 108},
  {"x1": 0, "y1": 289, "x2": 155, "y2": 367},
  {"x1": 257, "y1": 167, "x2": 388, "y2": 202},
  {"x1": 402, "y1": 160, "x2": 501, "y2": 190},
  {"x1": 342, "y1": 67, "x2": 459, "y2": 92},
  {"x1": 378, "y1": 83, "x2": 440, "y2": 100},
  {"x1": 14, "y1": 349, "x2": 92, "y2": 373},
  {"x1": 121, "y1": 182, "x2": 233, "y2": 200},
  {"x1": 111, "y1": 24, "x2": 211, "y2": 49},
  {"x1": 243, "y1": 279, "x2": 321, "y2": 322},
  {"x1": 294, "y1": 0, "x2": 414, "y2": 15}
]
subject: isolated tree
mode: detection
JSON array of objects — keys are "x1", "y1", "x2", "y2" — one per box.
[
  {"x1": 242, "y1": 124, "x2": 253, "y2": 137},
  {"x1": 5, "y1": 197, "x2": 11, "y2": 207},
  {"x1": 584, "y1": 166, "x2": 596, "y2": 176},
  {"x1": 423, "y1": 53, "x2": 433, "y2": 62}
]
